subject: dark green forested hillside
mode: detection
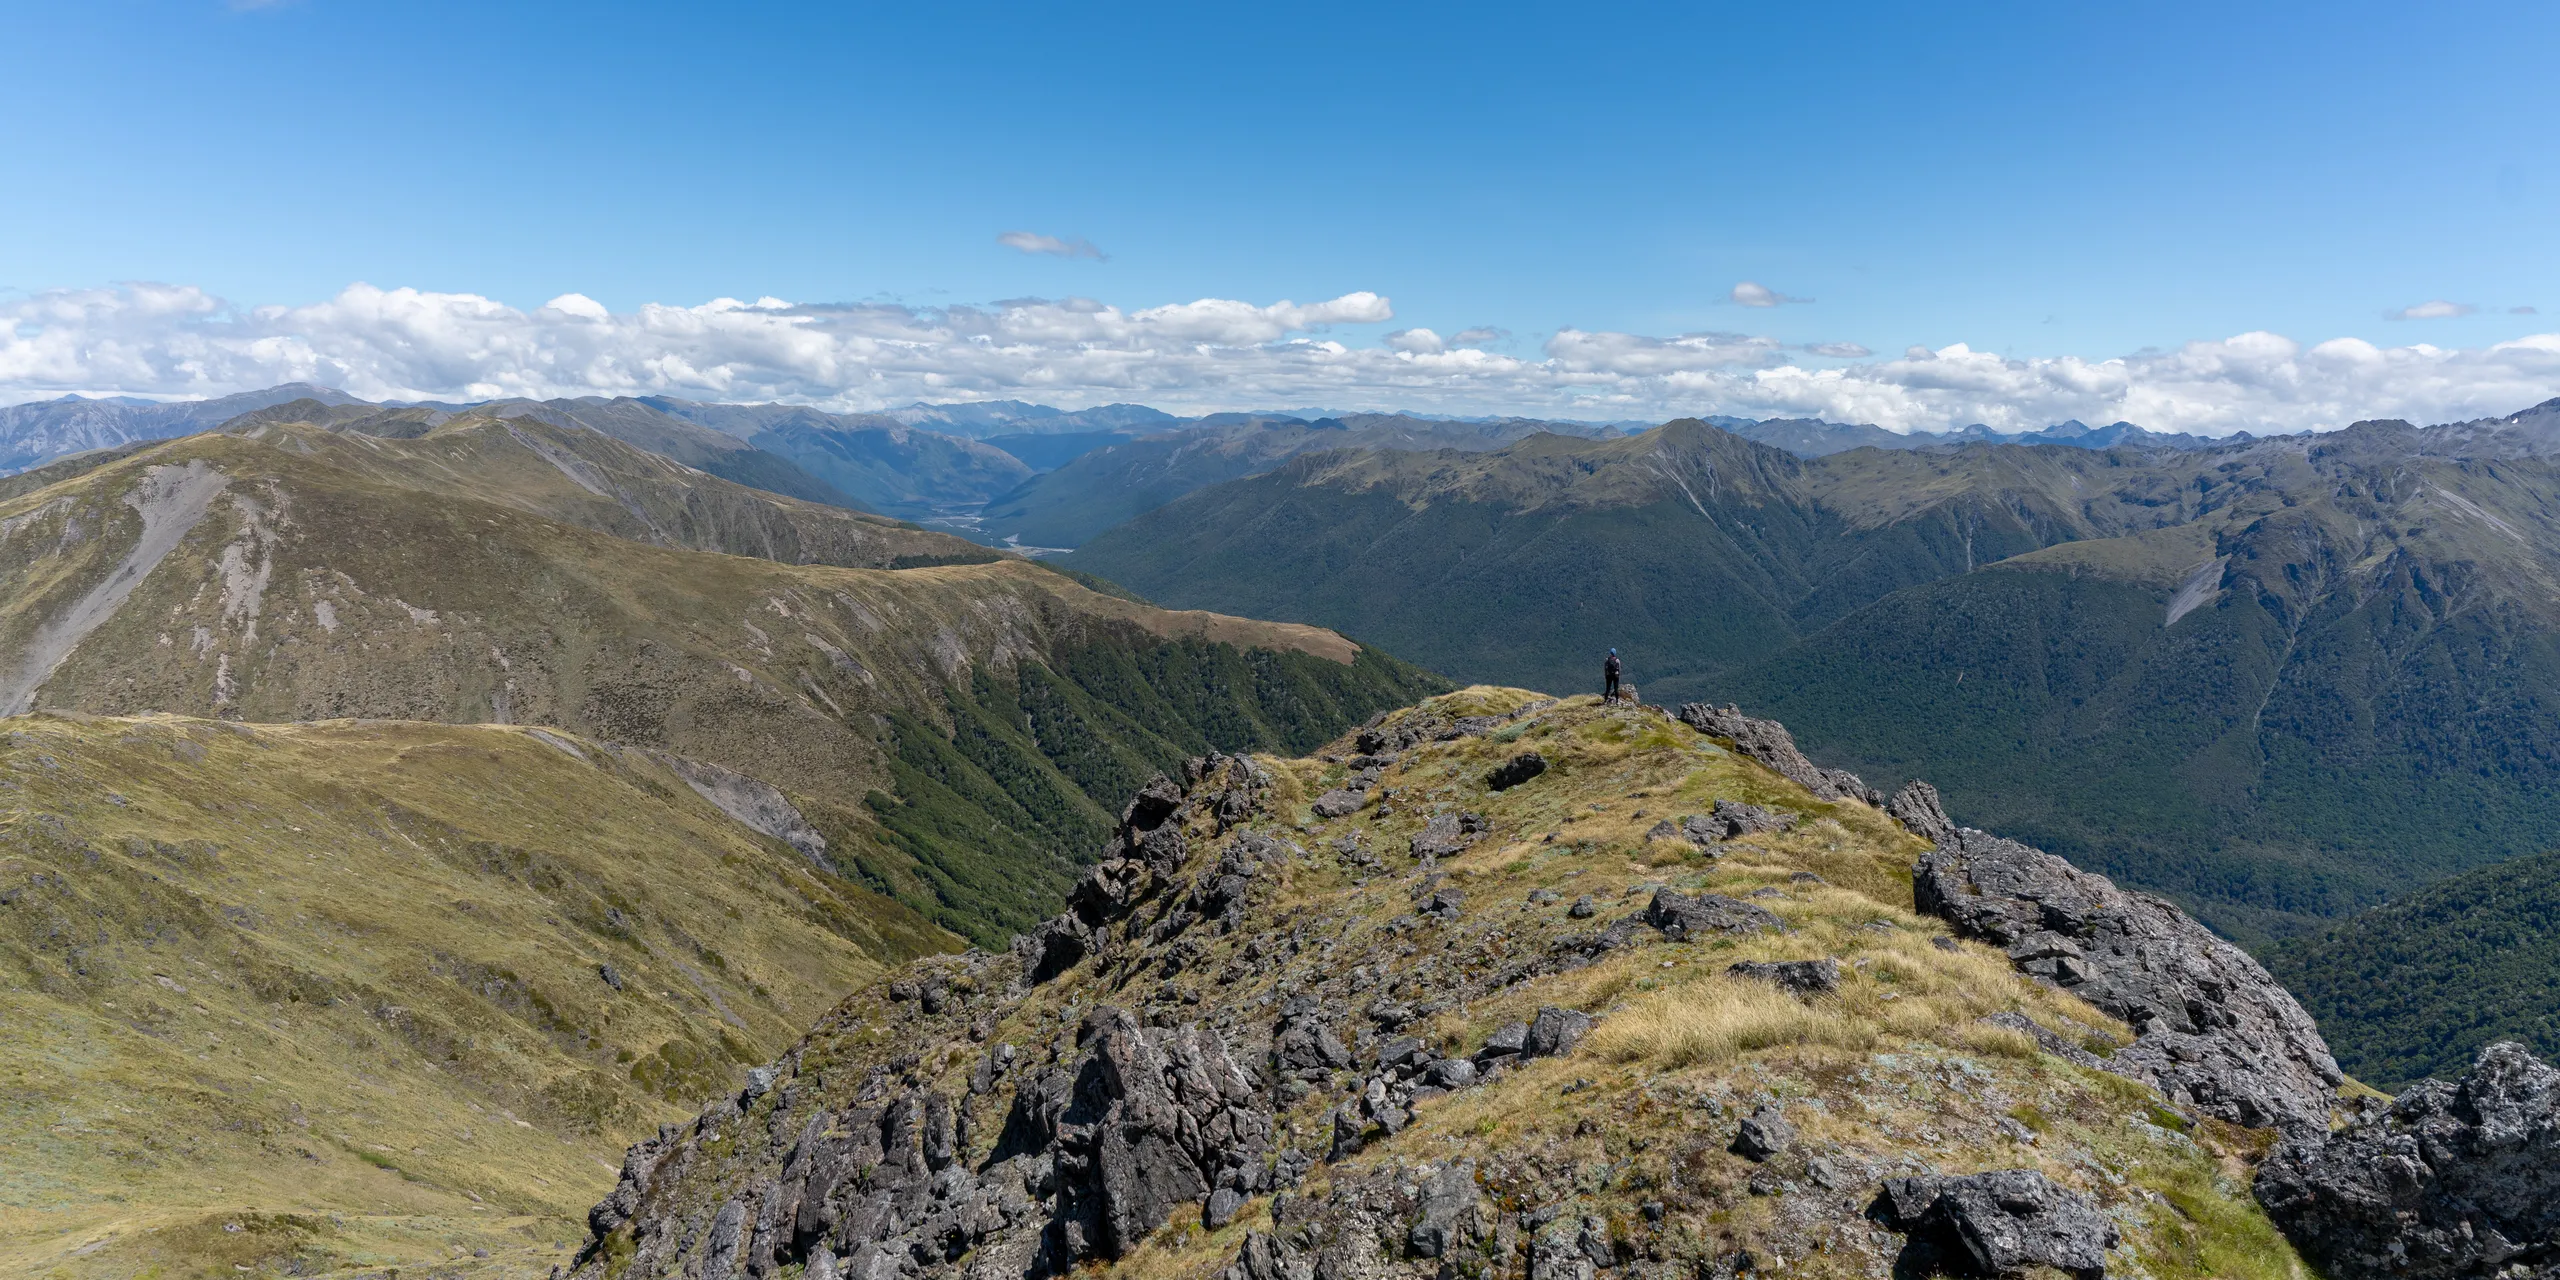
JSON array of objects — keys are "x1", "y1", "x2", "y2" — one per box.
[
  {"x1": 2267, "y1": 848, "x2": 2560, "y2": 1088},
  {"x1": 860, "y1": 631, "x2": 1446, "y2": 943},
  {"x1": 1725, "y1": 547, "x2": 2560, "y2": 944},
  {"x1": 1072, "y1": 415, "x2": 2560, "y2": 944},
  {"x1": 1069, "y1": 422, "x2": 2168, "y2": 701}
]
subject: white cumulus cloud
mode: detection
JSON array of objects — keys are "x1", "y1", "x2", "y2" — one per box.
[
  {"x1": 998, "y1": 231, "x2": 1107, "y2": 260},
  {"x1": 1731, "y1": 281, "x2": 1811, "y2": 307},
  {"x1": 2387, "y1": 300, "x2": 2477, "y2": 321},
  {"x1": 5, "y1": 281, "x2": 2559, "y2": 435}
]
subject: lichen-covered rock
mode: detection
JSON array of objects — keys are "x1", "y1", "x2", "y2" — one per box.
[
  {"x1": 1914, "y1": 826, "x2": 2340, "y2": 1132},
  {"x1": 1526, "y1": 1006, "x2": 1593, "y2": 1058},
  {"x1": 1639, "y1": 888, "x2": 1783, "y2": 940},
  {"x1": 1040, "y1": 1008, "x2": 1274, "y2": 1261},
  {"x1": 1727, "y1": 958, "x2": 1839, "y2": 997},
  {"x1": 1410, "y1": 811, "x2": 1488, "y2": 860},
  {"x1": 1675, "y1": 703, "x2": 1881, "y2": 805},
  {"x1": 1873, "y1": 1169, "x2": 2119, "y2": 1279},
  {"x1": 1730, "y1": 1106, "x2": 1793, "y2": 1161},
  {"x1": 2255, "y1": 1040, "x2": 2560, "y2": 1280},
  {"x1": 1310, "y1": 788, "x2": 1367, "y2": 819}
]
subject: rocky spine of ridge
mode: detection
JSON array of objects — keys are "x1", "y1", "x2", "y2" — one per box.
[
  {"x1": 573, "y1": 694, "x2": 2268, "y2": 1280},
  {"x1": 569, "y1": 691, "x2": 2559, "y2": 1280},
  {"x1": 1906, "y1": 824, "x2": 2341, "y2": 1132}
]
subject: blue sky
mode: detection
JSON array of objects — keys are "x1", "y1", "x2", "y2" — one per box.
[{"x1": 3, "y1": 0, "x2": 2557, "y2": 430}]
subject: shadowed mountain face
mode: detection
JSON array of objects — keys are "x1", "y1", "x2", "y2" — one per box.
[
  {"x1": 1071, "y1": 415, "x2": 2560, "y2": 945},
  {"x1": 640, "y1": 397, "x2": 1039, "y2": 517},
  {"x1": 0, "y1": 427, "x2": 1442, "y2": 947}
]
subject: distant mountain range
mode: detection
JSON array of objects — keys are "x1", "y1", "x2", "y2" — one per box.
[
  {"x1": 874, "y1": 399, "x2": 1182, "y2": 437},
  {"x1": 974, "y1": 412, "x2": 1624, "y2": 548},
  {"x1": 1728, "y1": 415, "x2": 2270, "y2": 456},
  {"x1": 0, "y1": 382, "x2": 366, "y2": 471},
  {"x1": 0, "y1": 387, "x2": 2293, "y2": 544}
]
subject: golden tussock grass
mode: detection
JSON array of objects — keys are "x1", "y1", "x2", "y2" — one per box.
[
  {"x1": 1587, "y1": 898, "x2": 2122, "y2": 1071},
  {"x1": 1590, "y1": 975, "x2": 1877, "y2": 1068}
]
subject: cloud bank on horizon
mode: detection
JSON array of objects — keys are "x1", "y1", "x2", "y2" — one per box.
[{"x1": 6, "y1": 281, "x2": 2558, "y2": 434}]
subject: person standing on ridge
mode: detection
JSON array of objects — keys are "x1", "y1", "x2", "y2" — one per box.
[{"x1": 1603, "y1": 648, "x2": 1622, "y2": 703}]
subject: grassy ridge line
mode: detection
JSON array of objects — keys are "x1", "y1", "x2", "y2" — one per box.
[
  {"x1": 228, "y1": 415, "x2": 982, "y2": 571},
  {"x1": 0, "y1": 713, "x2": 950, "y2": 1279}
]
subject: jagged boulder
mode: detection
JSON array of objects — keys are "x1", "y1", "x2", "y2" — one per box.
[
  {"x1": 1730, "y1": 1105, "x2": 1793, "y2": 1161},
  {"x1": 1356, "y1": 711, "x2": 1453, "y2": 756},
  {"x1": 1885, "y1": 779, "x2": 1956, "y2": 846},
  {"x1": 1020, "y1": 768, "x2": 1218, "y2": 985},
  {"x1": 1872, "y1": 1169, "x2": 2119, "y2": 1280},
  {"x1": 1914, "y1": 826, "x2": 2340, "y2": 1132},
  {"x1": 1272, "y1": 997, "x2": 1353, "y2": 1073},
  {"x1": 1526, "y1": 1006, "x2": 1593, "y2": 1058},
  {"x1": 1675, "y1": 703, "x2": 1881, "y2": 805},
  {"x1": 2255, "y1": 1040, "x2": 2560, "y2": 1280},
  {"x1": 1040, "y1": 1008, "x2": 1273, "y2": 1261}
]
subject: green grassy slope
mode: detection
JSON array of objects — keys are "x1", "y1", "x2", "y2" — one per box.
[
  {"x1": 230, "y1": 412, "x2": 991, "y2": 569},
  {"x1": 0, "y1": 714, "x2": 947, "y2": 1279},
  {"x1": 0, "y1": 431, "x2": 1442, "y2": 946}
]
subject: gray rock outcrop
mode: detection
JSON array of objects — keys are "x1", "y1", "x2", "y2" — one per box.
[
  {"x1": 1411, "y1": 811, "x2": 1488, "y2": 860},
  {"x1": 2255, "y1": 1040, "x2": 2560, "y2": 1280},
  {"x1": 1913, "y1": 826, "x2": 2340, "y2": 1132},
  {"x1": 1638, "y1": 888, "x2": 1783, "y2": 940},
  {"x1": 1884, "y1": 779, "x2": 1956, "y2": 846},
  {"x1": 1675, "y1": 703, "x2": 1881, "y2": 805},
  {"x1": 1872, "y1": 1169, "x2": 2119, "y2": 1280},
  {"x1": 1730, "y1": 1106, "x2": 1793, "y2": 1161}
]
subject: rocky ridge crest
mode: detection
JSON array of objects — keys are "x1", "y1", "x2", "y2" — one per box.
[{"x1": 571, "y1": 690, "x2": 2359, "y2": 1280}]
